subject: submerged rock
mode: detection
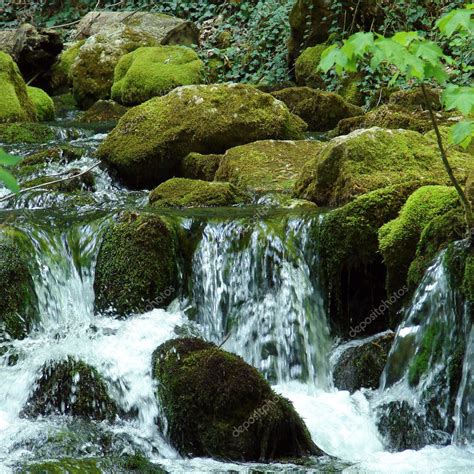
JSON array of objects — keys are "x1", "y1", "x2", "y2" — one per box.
[
  {"x1": 26, "y1": 86, "x2": 55, "y2": 121},
  {"x1": 379, "y1": 186, "x2": 460, "y2": 312},
  {"x1": 152, "y1": 337, "x2": 322, "y2": 461},
  {"x1": 294, "y1": 128, "x2": 473, "y2": 206},
  {"x1": 272, "y1": 87, "x2": 362, "y2": 131},
  {"x1": 0, "y1": 123, "x2": 54, "y2": 144},
  {"x1": 0, "y1": 227, "x2": 38, "y2": 340},
  {"x1": 333, "y1": 332, "x2": 395, "y2": 393},
  {"x1": 181, "y1": 151, "x2": 222, "y2": 181},
  {"x1": 111, "y1": 46, "x2": 204, "y2": 106},
  {"x1": 97, "y1": 84, "x2": 307, "y2": 189},
  {"x1": 0, "y1": 51, "x2": 36, "y2": 123},
  {"x1": 22, "y1": 357, "x2": 117, "y2": 421},
  {"x1": 215, "y1": 139, "x2": 322, "y2": 195},
  {"x1": 149, "y1": 178, "x2": 245, "y2": 208},
  {"x1": 94, "y1": 212, "x2": 178, "y2": 316},
  {"x1": 22, "y1": 169, "x2": 95, "y2": 193},
  {"x1": 79, "y1": 100, "x2": 128, "y2": 123},
  {"x1": 69, "y1": 12, "x2": 199, "y2": 109}
]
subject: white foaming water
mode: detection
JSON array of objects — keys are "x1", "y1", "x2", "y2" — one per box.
[{"x1": 189, "y1": 217, "x2": 331, "y2": 387}]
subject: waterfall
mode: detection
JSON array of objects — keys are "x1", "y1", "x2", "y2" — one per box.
[{"x1": 188, "y1": 214, "x2": 331, "y2": 387}]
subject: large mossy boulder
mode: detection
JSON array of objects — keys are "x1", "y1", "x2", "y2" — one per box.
[
  {"x1": 318, "y1": 182, "x2": 423, "y2": 335},
  {"x1": 379, "y1": 186, "x2": 460, "y2": 309},
  {"x1": 97, "y1": 84, "x2": 307, "y2": 189},
  {"x1": 0, "y1": 51, "x2": 36, "y2": 123},
  {"x1": 111, "y1": 46, "x2": 204, "y2": 106},
  {"x1": 0, "y1": 227, "x2": 38, "y2": 340},
  {"x1": 271, "y1": 87, "x2": 362, "y2": 131},
  {"x1": 294, "y1": 44, "x2": 327, "y2": 89},
  {"x1": 152, "y1": 338, "x2": 321, "y2": 461},
  {"x1": 94, "y1": 212, "x2": 178, "y2": 316},
  {"x1": 69, "y1": 12, "x2": 199, "y2": 109},
  {"x1": 149, "y1": 178, "x2": 245, "y2": 208},
  {"x1": 294, "y1": 128, "x2": 474, "y2": 206},
  {"x1": 27, "y1": 86, "x2": 55, "y2": 121},
  {"x1": 22, "y1": 357, "x2": 117, "y2": 421},
  {"x1": 215, "y1": 139, "x2": 322, "y2": 195},
  {"x1": 333, "y1": 332, "x2": 394, "y2": 393}
]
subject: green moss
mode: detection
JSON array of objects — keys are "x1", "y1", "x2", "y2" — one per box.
[
  {"x1": 23, "y1": 357, "x2": 117, "y2": 421},
  {"x1": 22, "y1": 170, "x2": 95, "y2": 193},
  {"x1": 271, "y1": 87, "x2": 363, "y2": 132},
  {"x1": 379, "y1": 186, "x2": 460, "y2": 300},
  {"x1": 462, "y1": 252, "x2": 474, "y2": 304},
  {"x1": 0, "y1": 52, "x2": 37, "y2": 123},
  {"x1": 294, "y1": 128, "x2": 474, "y2": 206},
  {"x1": 50, "y1": 40, "x2": 85, "y2": 92},
  {"x1": 215, "y1": 140, "x2": 322, "y2": 195},
  {"x1": 21, "y1": 458, "x2": 101, "y2": 474},
  {"x1": 0, "y1": 227, "x2": 38, "y2": 340},
  {"x1": 181, "y1": 151, "x2": 222, "y2": 181},
  {"x1": 338, "y1": 74, "x2": 365, "y2": 107},
  {"x1": 111, "y1": 46, "x2": 204, "y2": 106},
  {"x1": 407, "y1": 208, "x2": 465, "y2": 290},
  {"x1": 318, "y1": 182, "x2": 423, "y2": 334},
  {"x1": 27, "y1": 86, "x2": 55, "y2": 121},
  {"x1": 425, "y1": 126, "x2": 474, "y2": 157},
  {"x1": 294, "y1": 44, "x2": 327, "y2": 89},
  {"x1": 389, "y1": 87, "x2": 441, "y2": 111},
  {"x1": 149, "y1": 177, "x2": 245, "y2": 208},
  {"x1": 94, "y1": 211, "x2": 178, "y2": 316},
  {"x1": 152, "y1": 337, "x2": 320, "y2": 461},
  {"x1": 0, "y1": 123, "x2": 55, "y2": 144},
  {"x1": 80, "y1": 100, "x2": 128, "y2": 123},
  {"x1": 97, "y1": 84, "x2": 307, "y2": 189}
]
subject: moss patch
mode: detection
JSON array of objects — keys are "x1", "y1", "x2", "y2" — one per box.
[
  {"x1": 181, "y1": 151, "x2": 222, "y2": 181},
  {"x1": 215, "y1": 139, "x2": 322, "y2": 195},
  {"x1": 50, "y1": 40, "x2": 85, "y2": 93},
  {"x1": 379, "y1": 186, "x2": 460, "y2": 303},
  {"x1": 294, "y1": 128, "x2": 474, "y2": 206},
  {"x1": 27, "y1": 86, "x2": 55, "y2": 121},
  {"x1": 111, "y1": 45, "x2": 204, "y2": 106},
  {"x1": 149, "y1": 177, "x2": 245, "y2": 208},
  {"x1": 152, "y1": 337, "x2": 320, "y2": 461},
  {"x1": 97, "y1": 84, "x2": 307, "y2": 189},
  {"x1": 0, "y1": 227, "x2": 38, "y2": 340},
  {"x1": 0, "y1": 52, "x2": 37, "y2": 123},
  {"x1": 272, "y1": 87, "x2": 362, "y2": 131},
  {"x1": 294, "y1": 44, "x2": 327, "y2": 89},
  {"x1": 22, "y1": 357, "x2": 117, "y2": 421},
  {"x1": 0, "y1": 123, "x2": 55, "y2": 144},
  {"x1": 79, "y1": 100, "x2": 128, "y2": 123},
  {"x1": 94, "y1": 211, "x2": 178, "y2": 316},
  {"x1": 388, "y1": 87, "x2": 441, "y2": 111}
]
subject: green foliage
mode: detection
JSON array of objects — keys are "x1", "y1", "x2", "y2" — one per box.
[{"x1": 0, "y1": 148, "x2": 21, "y2": 192}]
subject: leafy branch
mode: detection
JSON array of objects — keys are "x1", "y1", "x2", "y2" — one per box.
[{"x1": 0, "y1": 148, "x2": 22, "y2": 193}]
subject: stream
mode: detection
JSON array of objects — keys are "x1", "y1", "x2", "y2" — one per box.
[{"x1": 0, "y1": 115, "x2": 472, "y2": 473}]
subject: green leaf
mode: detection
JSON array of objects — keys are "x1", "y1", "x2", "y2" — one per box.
[
  {"x1": 0, "y1": 148, "x2": 22, "y2": 167},
  {"x1": 318, "y1": 44, "x2": 339, "y2": 72},
  {"x1": 411, "y1": 40, "x2": 444, "y2": 65},
  {"x1": 423, "y1": 62, "x2": 448, "y2": 83},
  {"x1": 442, "y1": 84, "x2": 474, "y2": 115},
  {"x1": 346, "y1": 32, "x2": 374, "y2": 57},
  {"x1": 437, "y1": 8, "x2": 474, "y2": 37},
  {"x1": 392, "y1": 31, "x2": 419, "y2": 46},
  {"x1": 0, "y1": 167, "x2": 19, "y2": 193},
  {"x1": 450, "y1": 120, "x2": 474, "y2": 149}
]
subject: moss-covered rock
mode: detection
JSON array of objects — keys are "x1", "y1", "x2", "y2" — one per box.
[
  {"x1": 50, "y1": 40, "x2": 85, "y2": 93},
  {"x1": 152, "y1": 337, "x2": 321, "y2": 461},
  {"x1": 388, "y1": 87, "x2": 441, "y2": 111},
  {"x1": 181, "y1": 151, "x2": 222, "y2": 181},
  {"x1": 294, "y1": 44, "x2": 327, "y2": 89},
  {"x1": 425, "y1": 126, "x2": 474, "y2": 157},
  {"x1": 111, "y1": 46, "x2": 204, "y2": 106},
  {"x1": 21, "y1": 145, "x2": 84, "y2": 169},
  {"x1": 22, "y1": 169, "x2": 95, "y2": 193},
  {"x1": 0, "y1": 51, "x2": 36, "y2": 123},
  {"x1": 27, "y1": 86, "x2": 55, "y2": 121},
  {"x1": 215, "y1": 139, "x2": 322, "y2": 195},
  {"x1": 333, "y1": 332, "x2": 394, "y2": 393},
  {"x1": 0, "y1": 122, "x2": 54, "y2": 144},
  {"x1": 149, "y1": 178, "x2": 245, "y2": 208},
  {"x1": 97, "y1": 84, "x2": 307, "y2": 189},
  {"x1": 271, "y1": 87, "x2": 362, "y2": 131},
  {"x1": 94, "y1": 212, "x2": 178, "y2": 316},
  {"x1": 294, "y1": 128, "x2": 474, "y2": 206},
  {"x1": 0, "y1": 227, "x2": 38, "y2": 340},
  {"x1": 379, "y1": 186, "x2": 460, "y2": 305},
  {"x1": 318, "y1": 182, "x2": 423, "y2": 335},
  {"x1": 79, "y1": 99, "x2": 128, "y2": 123},
  {"x1": 22, "y1": 358, "x2": 116, "y2": 420}
]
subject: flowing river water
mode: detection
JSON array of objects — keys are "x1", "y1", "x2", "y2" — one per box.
[{"x1": 0, "y1": 117, "x2": 472, "y2": 472}]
